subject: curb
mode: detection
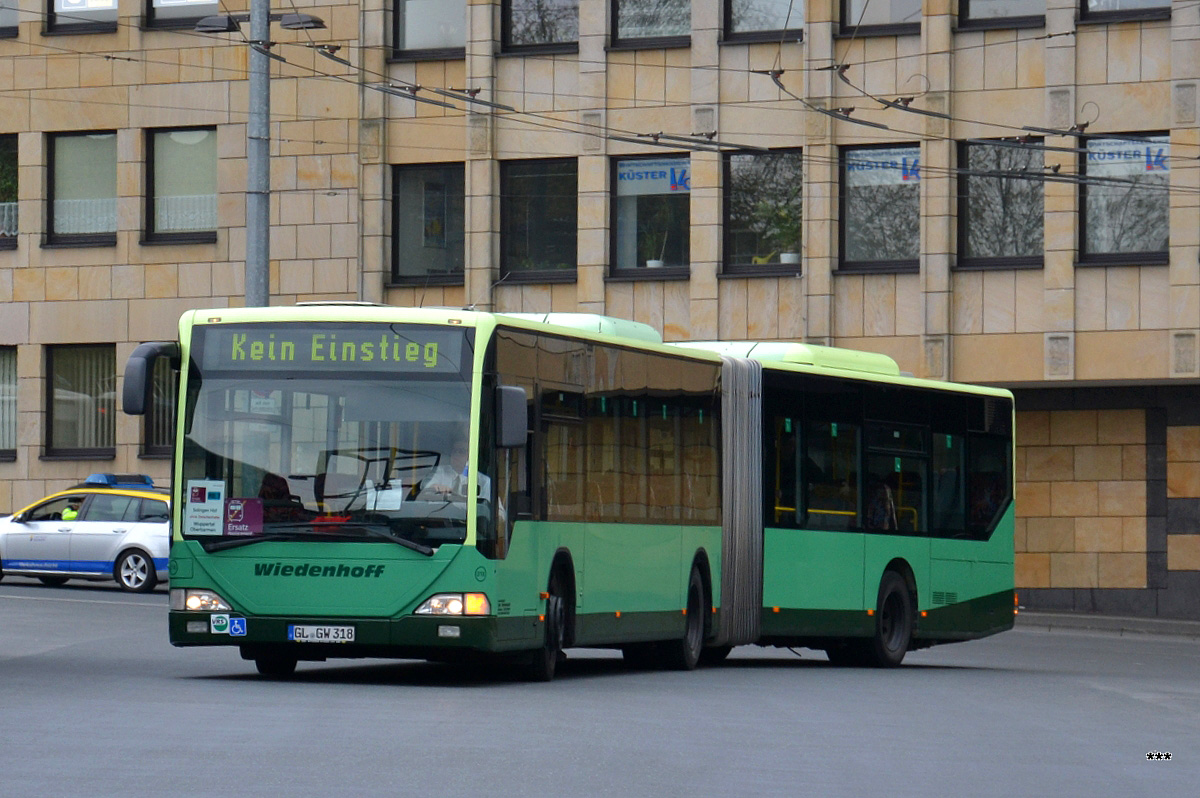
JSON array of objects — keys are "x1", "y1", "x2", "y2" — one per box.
[{"x1": 1015, "y1": 610, "x2": 1200, "y2": 639}]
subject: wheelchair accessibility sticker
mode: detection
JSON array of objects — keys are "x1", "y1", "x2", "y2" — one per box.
[{"x1": 229, "y1": 617, "x2": 247, "y2": 637}]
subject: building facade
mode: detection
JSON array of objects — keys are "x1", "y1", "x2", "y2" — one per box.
[{"x1": 1, "y1": 0, "x2": 1198, "y2": 617}]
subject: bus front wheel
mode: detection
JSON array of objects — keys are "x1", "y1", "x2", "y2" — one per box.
[
  {"x1": 525, "y1": 574, "x2": 566, "y2": 682},
  {"x1": 255, "y1": 655, "x2": 298, "y2": 678}
]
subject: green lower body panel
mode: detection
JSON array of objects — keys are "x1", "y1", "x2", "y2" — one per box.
[
  {"x1": 573, "y1": 609, "x2": 688, "y2": 647},
  {"x1": 914, "y1": 589, "x2": 1015, "y2": 643}
]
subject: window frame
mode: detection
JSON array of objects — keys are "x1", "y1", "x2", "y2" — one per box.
[
  {"x1": 1079, "y1": 0, "x2": 1171, "y2": 25},
  {"x1": 1078, "y1": 132, "x2": 1170, "y2": 267},
  {"x1": 0, "y1": 346, "x2": 16, "y2": 461},
  {"x1": 45, "y1": 0, "x2": 119, "y2": 34},
  {"x1": 143, "y1": 0, "x2": 219, "y2": 30},
  {"x1": 0, "y1": 133, "x2": 16, "y2": 250},
  {"x1": 957, "y1": 0, "x2": 1045, "y2": 31},
  {"x1": 610, "y1": 0, "x2": 692, "y2": 50},
  {"x1": 46, "y1": 131, "x2": 118, "y2": 248},
  {"x1": 722, "y1": 0, "x2": 805, "y2": 43},
  {"x1": 44, "y1": 343, "x2": 117, "y2": 460},
  {"x1": 609, "y1": 153, "x2": 692, "y2": 280},
  {"x1": 838, "y1": 0, "x2": 920, "y2": 37},
  {"x1": 723, "y1": 148, "x2": 804, "y2": 275},
  {"x1": 838, "y1": 143, "x2": 921, "y2": 274},
  {"x1": 956, "y1": 139, "x2": 1045, "y2": 270},
  {"x1": 390, "y1": 162, "x2": 466, "y2": 286},
  {"x1": 144, "y1": 126, "x2": 218, "y2": 245},
  {"x1": 499, "y1": 157, "x2": 579, "y2": 283},
  {"x1": 501, "y1": 0, "x2": 580, "y2": 53},
  {"x1": 391, "y1": 0, "x2": 467, "y2": 60}
]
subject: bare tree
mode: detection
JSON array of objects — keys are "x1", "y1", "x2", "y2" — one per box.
[
  {"x1": 509, "y1": 0, "x2": 579, "y2": 46},
  {"x1": 617, "y1": 0, "x2": 690, "y2": 38},
  {"x1": 963, "y1": 144, "x2": 1043, "y2": 259}
]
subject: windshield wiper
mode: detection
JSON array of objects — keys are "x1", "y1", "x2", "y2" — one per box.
[
  {"x1": 333, "y1": 524, "x2": 435, "y2": 557},
  {"x1": 198, "y1": 523, "x2": 436, "y2": 556},
  {"x1": 202, "y1": 533, "x2": 303, "y2": 552}
]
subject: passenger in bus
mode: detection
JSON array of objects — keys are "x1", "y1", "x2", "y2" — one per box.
[{"x1": 865, "y1": 474, "x2": 898, "y2": 531}]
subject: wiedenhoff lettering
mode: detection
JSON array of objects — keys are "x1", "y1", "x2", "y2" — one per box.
[{"x1": 253, "y1": 562, "x2": 387, "y2": 578}]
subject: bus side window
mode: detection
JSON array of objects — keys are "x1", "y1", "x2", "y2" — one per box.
[{"x1": 803, "y1": 421, "x2": 859, "y2": 530}]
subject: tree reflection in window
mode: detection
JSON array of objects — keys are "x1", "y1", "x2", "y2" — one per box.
[
  {"x1": 507, "y1": 0, "x2": 578, "y2": 46},
  {"x1": 616, "y1": 0, "x2": 690, "y2": 39}
]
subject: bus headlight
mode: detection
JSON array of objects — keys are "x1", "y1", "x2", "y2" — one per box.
[
  {"x1": 415, "y1": 593, "x2": 490, "y2": 616},
  {"x1": 171, "y1": 588, "x2": 232, "y2": 612}
]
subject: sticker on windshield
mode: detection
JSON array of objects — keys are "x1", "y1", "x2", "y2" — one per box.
[
  {"x1": 225, "y1": 498, "x2": 263, "y2": 536},
  {"x1": 186, "y1": 480, "x2": 226, "y2": 536}
]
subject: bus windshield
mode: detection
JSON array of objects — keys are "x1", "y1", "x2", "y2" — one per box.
[{"x1": 179, "y1": 323, "x2": 478, "y2": 551}]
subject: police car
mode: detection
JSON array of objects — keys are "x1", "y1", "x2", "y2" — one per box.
[{"x1": 0, "y1": 474, "x2": 170, "y2": 592}]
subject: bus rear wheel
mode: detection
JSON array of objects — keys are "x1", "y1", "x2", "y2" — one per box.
[
  {"x1": 867, "y1": 571, "x2": 914, "y2": 667},
  {"x1": 660, "y1": 567, "x2": 705, "y2": 671}
]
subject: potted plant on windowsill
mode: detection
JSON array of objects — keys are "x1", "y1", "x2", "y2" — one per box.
[
  {"x1": 643, "y1": 229, "x2": 667, "y2": 268},
  {"x1": 756, "y1": 201, "x2": 800, "y2": 266}
]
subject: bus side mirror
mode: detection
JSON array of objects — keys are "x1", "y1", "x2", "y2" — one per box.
[
  {"x1": 496, "y1": 385, "x2": 527, "y2": 449},
  {"x1": 123, "y1": 342, "x2": 180, "y2": 416}
]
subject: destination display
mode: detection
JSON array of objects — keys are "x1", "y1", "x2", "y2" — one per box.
[{"x1": 196, "y1": 324, "x2": 468, "y2": 374}]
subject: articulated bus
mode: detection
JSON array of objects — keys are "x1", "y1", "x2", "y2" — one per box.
[{"x1": 124, "y1": 305, "x2": 1015, "y2": 679}]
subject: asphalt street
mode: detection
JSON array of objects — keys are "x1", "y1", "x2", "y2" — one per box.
[{"x1": 1, "y1": 578, "x2": 1196, "y2": 797}]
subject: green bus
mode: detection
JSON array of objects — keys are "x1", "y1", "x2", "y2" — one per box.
[{"x1": 124, "y1": 305, "x2": 1014, "y2": 679}]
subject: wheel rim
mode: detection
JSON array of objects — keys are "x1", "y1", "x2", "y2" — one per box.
[
  {"x1": 880, "y1": 589, "x2": 906, "y2": 652},
  {"x1": 120, "y1": 554, "x2": 148, "y2": 589}
]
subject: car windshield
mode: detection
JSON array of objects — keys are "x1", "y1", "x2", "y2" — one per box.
[{"x1": 180, "y1": 323, "x2": 479, "y2": 550}]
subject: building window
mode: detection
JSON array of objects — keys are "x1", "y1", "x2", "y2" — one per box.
[
  {"x1": 724, "y1": 149, "x2": 803, "y2": 272},
  {"x1": 49, "y1": 132, "x2": 117, "y2": 245},
  {"x1": 144, "y1": 355, "x2": 176, "y2": 456},
  {"x1": 501, "y1": 159, "x2": 578, "y2": 279},
  {"x1": 504, "y1": 0, "x2": 578, "y2": 48},
  {"x1": 958, "y1": 140, "x2": 1044, "y2": 268},
  {"x1": 841, "y1": 0, "x2": 920, "y2": 32},
  {"x1": 1082, "y1": 1, "x2": 1171, "y2": 21},
  {"x1": 0, "y1": 0, "x2": 19, "y2": 35},
  {"x1": 726, "y1": 0, "x2": 804, "y2": 39},
  {"x1": 392, "y1": 163, "x2": 465, "y2": 283},
  {"x1": 613, "y1": 155, "x2": 690, "y2": 273},
  {"x1": 46, "y1": 344, "x2": 116, "y2": 456},
  {"x1": 394, "y1": 0, "x2": 465, "y2": 55},
  {"x1": 147, "y1": 128, "x2": 217, "y2": 242},
  {"x1": 0, "y1": 134, "x2": 16, "y2": 249},
  {"x1": 48, "y1": 0, "x2": 118, "y2": 32},
  {"x1": 146, "y1": 0, "x2": 219, "y2": 29},
  {"x1": 0, "y1": 347, "x2": 15, "y2": 459},
  {"x1": 840, "y1": 145, "x2": 920, "y2": 271},
  {"x1": 959, "y1": 0, "x2": 1044, "y2": 27},
  {"x1": 613, "y1": 0, "x2": 691, "y2": 44},
  {"x1": 1080, "y1": 134, "x2": 1169, "y2": 263}
]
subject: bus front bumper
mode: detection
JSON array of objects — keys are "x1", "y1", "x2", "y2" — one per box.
[{"x1": 168, "y1": 611, "x2": 540, "y2": 658}]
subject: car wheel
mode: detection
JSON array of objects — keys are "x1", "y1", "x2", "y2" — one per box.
[
  {"x1": 115, "y1": 549, "x2": 158, "y2": 593},
  {"x1": 38, "y1": 576, "x2": 69, "y2": 586}
]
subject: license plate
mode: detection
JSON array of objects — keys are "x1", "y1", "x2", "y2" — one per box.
[{"x1": 288, "y1": 625, "x2": 355, "y2": 643}]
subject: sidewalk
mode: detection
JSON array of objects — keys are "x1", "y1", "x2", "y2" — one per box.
[{"x1": 1015, "y1": 610, "x2": 1200, "y2": 639}]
